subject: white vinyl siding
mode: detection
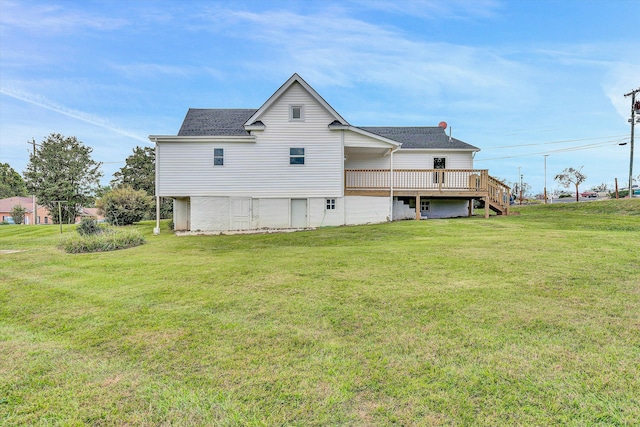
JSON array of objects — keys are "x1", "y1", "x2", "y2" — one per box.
[{"x1": 156, "y1": 82, "x2": 343, "y2": 198}]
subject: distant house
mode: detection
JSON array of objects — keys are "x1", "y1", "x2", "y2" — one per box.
[
  {"x1": 76, "y1": 207, "x2": 105, "y2": 223},
  {"x1": 150, "y1": 74, "x2": 509, "y2": 233},
  {"x1": 0, "y1": 197, "x2": 53, "y2": 225}
]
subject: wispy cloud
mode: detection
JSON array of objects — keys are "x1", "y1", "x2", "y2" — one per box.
[
  {"x1": 535, "y1": 44, "x2": 640, "y2": 122},
  {"x1": 0, "y1": 0, "x2": 128, "y2": 34},
  {"x1": 0, "y1": 86, "x2": 150, "y2": 144},
  {"x1": 208, "y1": 9, "x2": 529, "y2": 111},
  {"x1": 350, "y1": 0, "x2": 503, "y2": 20},
  {"x1": 108, "y1": 62, "x2": 224, "y2": 80}
]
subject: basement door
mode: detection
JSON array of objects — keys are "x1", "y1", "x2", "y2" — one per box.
[
  {"x1": 291, "y1": 199, "x2": 308, "y2": 228},
  {"x1": 231, "y1": 198, "x2": 251, "y2": 230}
]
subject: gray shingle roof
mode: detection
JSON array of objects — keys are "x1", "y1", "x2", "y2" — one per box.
[
  {"x1": 176, "y1": 109, "x2": 478, "y2": 151},
  {"x1": 358, "y1": 126, "x2": 479, "y2": 150},
  {"x1": 178, "y1": 109, "x2": 258, "y2": 136}
]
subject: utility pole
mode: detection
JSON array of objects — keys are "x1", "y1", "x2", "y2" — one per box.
[
  {"x1": 543, "y1": 155, "x2": 549, "y2": 204},
  {"x1": 624, "y1": 87, "x2": 639, "y2": 198},
  {"x1": 27, "y1": 138, "x2": 38, "y2": 224},
  {"x1": 518, "y1": 167, "x2": 523, "y2": 205},
  {"x1": 52, "y1": 201, "x2": 68, "y2": 234}
]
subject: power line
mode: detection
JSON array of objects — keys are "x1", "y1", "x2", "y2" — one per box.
[
  {"x1": 481, "y1": 134, "x2": 628, "y2": 150},
  {"x1": 475, "y1": 138, "x2": 628, "y2": 162}
]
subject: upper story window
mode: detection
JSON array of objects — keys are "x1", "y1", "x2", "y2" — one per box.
[
  {"x1": 290, "y1": 105, "x2": 304, "y2": 121},
  {"x1": 290, "y1": 148, "x2": 305, "y2": 165},
  {"x1": 214, "y1": 148, "x2": 224, "y2": 166}
]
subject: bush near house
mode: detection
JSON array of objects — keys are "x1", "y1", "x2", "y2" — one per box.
[
  {"x1": 76, "y1": 218, "x2": 104, "y2": 236},
  {"x1": 59, "y1": 227, "x2": 145, "y2": 253},
  {"x1": 96, "y1": 185, "x2": 152, "y2": 226}
]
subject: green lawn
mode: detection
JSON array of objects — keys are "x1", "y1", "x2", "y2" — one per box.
[{"x1": 1, "y1": 200, "x2": 639, "y2": 426}]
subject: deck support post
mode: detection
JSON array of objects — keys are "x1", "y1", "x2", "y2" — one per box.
[
  {"x1": 415, "y1": 195, "x2": 421, "y2": 220},
  {"x1": 468, "y1": 199, "x2": 473, "y2": 217},
  {"x1": 483, "y1": 196, "x2": 490, "y2": 219}
]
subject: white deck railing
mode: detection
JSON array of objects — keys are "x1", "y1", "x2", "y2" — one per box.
[{"x1": 345, "y1": 169, "x2": 490, "y2": 191}]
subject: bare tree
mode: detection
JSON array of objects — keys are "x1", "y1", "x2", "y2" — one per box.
[
  {"x1": 591, "y1": 183, "x2": 609, "y2": 193},
  {"x1": 554, "y1": 167, "x2": 587, "y2": 202}
]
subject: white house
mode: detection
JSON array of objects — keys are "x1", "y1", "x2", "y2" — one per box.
[{"x1": 150, "y1": 74, "x2": 509, "y2": 233}]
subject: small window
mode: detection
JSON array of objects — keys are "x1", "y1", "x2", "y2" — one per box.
[
  {"x1": 326, "y1": 199, "x2": 336, "y2": 210},
  {"x1": 290, "y1": 148, "x2": 305, "y2": 165},
  {"x1": 44, "y1": 217, "x2": 48, "y2": 224},
  {"x1": 214, "y1": 148, "x2": 224, "y2": 166},
  {"x1": 290, "y1": 105, "x2": 304, "y2": 121}
]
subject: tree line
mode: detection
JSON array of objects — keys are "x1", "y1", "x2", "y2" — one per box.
[{"x1": 1, "y1": 133, "x2": 171, "y2": 225}]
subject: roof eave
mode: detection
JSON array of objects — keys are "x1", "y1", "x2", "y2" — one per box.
[
  {"x1": 149, "y1": 135, "x2": 256, "y2": 143},
  {"x1": 398, "y1": 147, "x2": 480, "y2": 152}
]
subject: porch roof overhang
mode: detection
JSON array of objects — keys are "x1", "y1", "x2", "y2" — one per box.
[
  {"x1": 329, "y1": 123, "x2": 400, "y2": 157},
  {"x1": 345, "y1": 146, "x2": 394, "y2": 157},
  {"x1": 330, "y1": 123, "x2": 400, "y2": 147}
]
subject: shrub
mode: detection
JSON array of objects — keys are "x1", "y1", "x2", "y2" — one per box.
[
  {"x1": 96, "y1": 185, "x2": 152, "y2": 226},
  {"x1": 77, "y1": 218, "x2": 103, "y2": 236},
  {"x1": 59, "y1": 228, "x2": 145, "y2": 253},
  {"x1": 10, "y1": 204, "x2": 27, "y2": 224}
]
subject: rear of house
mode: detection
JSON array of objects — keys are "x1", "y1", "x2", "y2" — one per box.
[{"x1": 150, "y1": 74, "x2": 509, "y2": 233}]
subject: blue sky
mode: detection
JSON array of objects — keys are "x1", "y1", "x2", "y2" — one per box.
[{"x1": 1, "y1": 0, "x2": 638, "y2": 194}]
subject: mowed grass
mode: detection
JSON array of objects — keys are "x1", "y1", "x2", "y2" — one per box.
[{"x1": 1, "y1": 200, "x2": 639, "y2": 426}]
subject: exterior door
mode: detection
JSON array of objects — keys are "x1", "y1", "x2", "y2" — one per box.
[
  {"x1": 173, "y1": 198, "x2": 190, "y2": 231},
  {"x1": 231, "y1": 198, "x2": 251, "y2": 230},
  {"x1": 433, "y1": 157, "x2": 446, "y2": 184},
  {"x1": 291, "y1": 199, "x2": 308, "y2": 228}
]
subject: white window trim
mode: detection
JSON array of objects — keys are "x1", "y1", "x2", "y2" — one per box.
[
  {"x1": 289, "y1": 105, "x2": 304, "y2": 121},
  {"x1": 432, "y1": 156, "x2": 447, "y2": 168},
  {"x1": 326, "y1": 198, "x2": 336, "y2": 210},
  {"x1": 290, "y1": 147, "x2": 305, "y2": 165},
  {"x1": 213, "y1": 148, "x2": 224, "y2": 166}
]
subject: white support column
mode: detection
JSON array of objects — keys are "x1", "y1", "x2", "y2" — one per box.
[
  {"x1": 154, "y1": 196, "x2": 161, "y2": 235},
  {"x1": 389, "y1": 149, "x2": 394, "y2": 221},
  {"x1": 153, "y1": 140, "x2": 161, "y2": 235}
]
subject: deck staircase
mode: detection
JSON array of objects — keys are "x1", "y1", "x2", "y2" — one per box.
[{"x1": 483, "y1": 175, "x2": 511, "y2": 215}]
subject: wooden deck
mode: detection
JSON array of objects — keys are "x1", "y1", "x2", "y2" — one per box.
[{"x1": 345, "y1": 169, "x2": 511, "y2": 217}]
